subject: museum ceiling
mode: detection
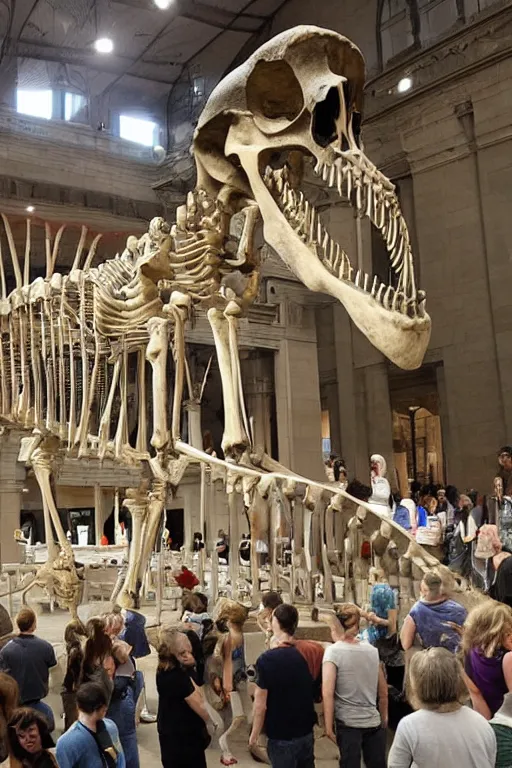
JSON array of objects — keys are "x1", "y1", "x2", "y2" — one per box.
[{"x1": 0, "y1": 0, "x2": 289, "y2": 103}]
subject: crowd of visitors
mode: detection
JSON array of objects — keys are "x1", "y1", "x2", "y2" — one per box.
[
  {"x1": 4, "y1": 582, "x2": 512, "y2": 767},
  {"x1": 4, "y1": 445, "x2": 512, "y2": 766}
]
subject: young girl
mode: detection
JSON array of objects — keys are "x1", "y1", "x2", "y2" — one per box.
[
  {"x1": 8, "y1": 708, "x2": 57, "y2": 768},
  {"x1": 256, "y1": 591, "x2": 283, "y2": 648},
  {"x1": 79, "y1": 617, "x2": 115, "y2": 699},
  {"x1": 61, "y1": 619, "x2": 87, "y2": 731}
]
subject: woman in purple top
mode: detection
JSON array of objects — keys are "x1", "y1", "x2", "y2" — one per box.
[
  {"x1": 400, "y1": 571, "x2": 467, "y2": 654},
  {"x1": 463, "y1": 600, "x2": 512, "y2": 719}
]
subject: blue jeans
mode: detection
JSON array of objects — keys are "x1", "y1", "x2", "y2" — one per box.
[
  {"x1": 267, "y1": 732, "x2": 315, "y2": 768},
  {"x1": 27, "y1": 700, "x2": 55, "y2": 732},
  {"x1": 107, "y1": 677, "x2": 140, "y2": 768}
]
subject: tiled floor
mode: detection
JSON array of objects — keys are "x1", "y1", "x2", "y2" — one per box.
[{"x1": 24, "y1": 607, "x2": 341, "y2": 768}]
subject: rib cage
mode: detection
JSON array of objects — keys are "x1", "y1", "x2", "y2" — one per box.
[{"x1": 0, "y1": 265, "x2": 152, "y2": 459}]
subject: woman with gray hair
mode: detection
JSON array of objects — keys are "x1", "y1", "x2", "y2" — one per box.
[{"x1": 388, "y1": 647, "x2": 496, "y2": 767}]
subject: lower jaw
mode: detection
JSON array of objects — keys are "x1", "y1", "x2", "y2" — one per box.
[{"x1": 260, "y1": 210, "x2": 430, "y2": 370}]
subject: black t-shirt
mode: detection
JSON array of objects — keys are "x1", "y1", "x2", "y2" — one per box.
[
  {"x1": 0, "y1": 634, "x2": 56, "y2": 703},
  {"x1": 493, "y1": 555, "x2": 512, "y2": 607},
  {"x1": 156, "y1": 666, "x2": 205, "y2": 740},
  {"x1": 256, "y1": 646, "x2": 316, "y2": 740}
]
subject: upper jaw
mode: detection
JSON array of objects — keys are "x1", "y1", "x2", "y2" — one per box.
[{"x1": 240, "y1": 148, "x2": 431, "y2": 370}]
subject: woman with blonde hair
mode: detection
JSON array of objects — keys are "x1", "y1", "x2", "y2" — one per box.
[
  {"x1": 388, "y1": 648, "x2": 496, "y2": 767},
  {"x1": 463, "y1": 599, "x2": 512, "y2": 718}
]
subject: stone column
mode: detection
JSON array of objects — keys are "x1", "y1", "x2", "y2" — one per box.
[
  {"x1": 363, "y1": 363, "x2": 396, "y2": 489},
  {"x1": 333, "y1": 303, "x2": 360, "y2": 476},
  {"x1": 0, "y1": 431, "x2": 24, "y2": 564},
  {"x1": 274, "y1": 334, "x2": 324, "y2": 480},
  {"x1": 184, "y1": 402, "x2": 203, "y2": 450},
  {"x1": 94, "y1": 483, "x2": 106, "y2": 546},
  {"x1": 242, "y1": 352, "x2": 273, "y2": 454}
]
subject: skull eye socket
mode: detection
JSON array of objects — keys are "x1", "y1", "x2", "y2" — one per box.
[
  {"x1": 312, "y1": 86, "x2": 340, "y2": 148},
  {"x1": 247, "y1": 60, "x2": 304, "y2": 129}
]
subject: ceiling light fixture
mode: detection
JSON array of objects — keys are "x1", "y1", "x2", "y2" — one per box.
[
  {"x1": 94, "y1": 37, "x2": 114, "y2": 54},
  {"x1": 154, "y1": 0, "x2": 172, "y2": 8},
  {"x1": 26, "y1": 205, "x2": 35, "y2": 213},
  {"x1": 397, "y1": 76, "x2": 412, "y2": 94}
]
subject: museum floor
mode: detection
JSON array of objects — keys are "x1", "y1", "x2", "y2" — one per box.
[{"x1": 26, "y1": 609, "x2": 340, "y2": 768}]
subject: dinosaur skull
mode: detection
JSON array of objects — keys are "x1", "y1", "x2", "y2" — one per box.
[{"x1": 194, "y1": 26, "x2": 431, "y2": 369}]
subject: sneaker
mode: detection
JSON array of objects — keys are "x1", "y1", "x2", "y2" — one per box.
[{"x1": 139, "y1": 709, "x2": 157, "y2": 724}]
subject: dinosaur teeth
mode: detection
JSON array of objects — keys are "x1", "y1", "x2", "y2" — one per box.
[
  {"x1": 309, "y1": 211, "x2": 316, "y2": 242},
  {"x1": 337, "y1": 165, "x2": 343, "y2": 197},
  {"x1": 366, "y1": 184, "x2": 373, "y2": 219},
  {"x1": 265, "y1": 163, "x2": 423, "y2": 315}
]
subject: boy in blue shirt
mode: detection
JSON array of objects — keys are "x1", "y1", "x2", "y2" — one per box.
[{"x1": 56, "y1": 683, "x2": 125, "y2": 768}]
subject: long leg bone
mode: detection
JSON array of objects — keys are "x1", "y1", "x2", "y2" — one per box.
[
  {"x1": 164, "y1": 292, "x2": 191, "y2": 446},
  {"x1": 98, "y1": 357, "x2": 121, "y2": 460},
  {"x1": 146, "y1": 318, "x2": 170, "y2": 453},
  {"x1": 207, "y1": 305, "x2": 249, "y2": 459},
  {"x1": 116, "y1": 481, "x2": 150, "y2": 608}
]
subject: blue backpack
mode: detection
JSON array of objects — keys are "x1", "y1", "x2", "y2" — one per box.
[{"x1": 393, "y1": 504, "x2": 412, "y2": 530}]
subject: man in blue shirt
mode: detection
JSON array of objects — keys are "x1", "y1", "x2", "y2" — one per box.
[
  {"x1": 56, "y1": 683, "x2": 125, "y2": 768},
  {"x1": 0, "y1": 607, "x2": 56, "y2": 730}
]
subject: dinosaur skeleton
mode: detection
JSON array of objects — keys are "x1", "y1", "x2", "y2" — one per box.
[{"x1": 0, "y1": 25, "x2": 433, "y2": 615}]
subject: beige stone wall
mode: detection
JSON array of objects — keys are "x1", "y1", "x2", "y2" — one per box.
[{"x1": 269, "y1": 1, "x2": 512, "y2": 491}]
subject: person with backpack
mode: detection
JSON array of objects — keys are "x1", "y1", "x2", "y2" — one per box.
[{"x1": 56, "y1": 683, "x2": 125, "y2": 768}]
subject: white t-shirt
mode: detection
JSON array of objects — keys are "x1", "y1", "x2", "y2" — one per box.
[
  {"x1": 388, "y1": 707, "x2": 496, "y2": 768},
  {"x1": 323, "y1": 640, "x2": 381, "y2": 728}
]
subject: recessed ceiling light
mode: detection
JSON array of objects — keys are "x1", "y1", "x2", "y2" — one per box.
[
  {"x1": 154, "y1": 0, "x2": 172, "y2": 7},
  {"x1": 397, "y1": 77, "x2": 412, "y2": 94},
  {"x1": 94, "y1": 37, "x2": 114, "y2": 54},
  {"x1": 26, "y1": 205, "x2": 35, "y2": 213}
]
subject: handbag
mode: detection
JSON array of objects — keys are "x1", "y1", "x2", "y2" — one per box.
[{"x1": 375, "y1": 633, "x2": 402, "y2": 664}]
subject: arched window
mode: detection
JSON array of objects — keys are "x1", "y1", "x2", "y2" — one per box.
[{"x1": 377, "y1": 0, "x2": 420, "y2": 68}]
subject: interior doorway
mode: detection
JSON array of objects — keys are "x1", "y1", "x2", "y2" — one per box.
[
  {"x1": 389, "y1": 364, "x2": 445, "y2": 495},
  {"x1": 165, "y1": 508, "x2": 184, "y2": 550}
]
